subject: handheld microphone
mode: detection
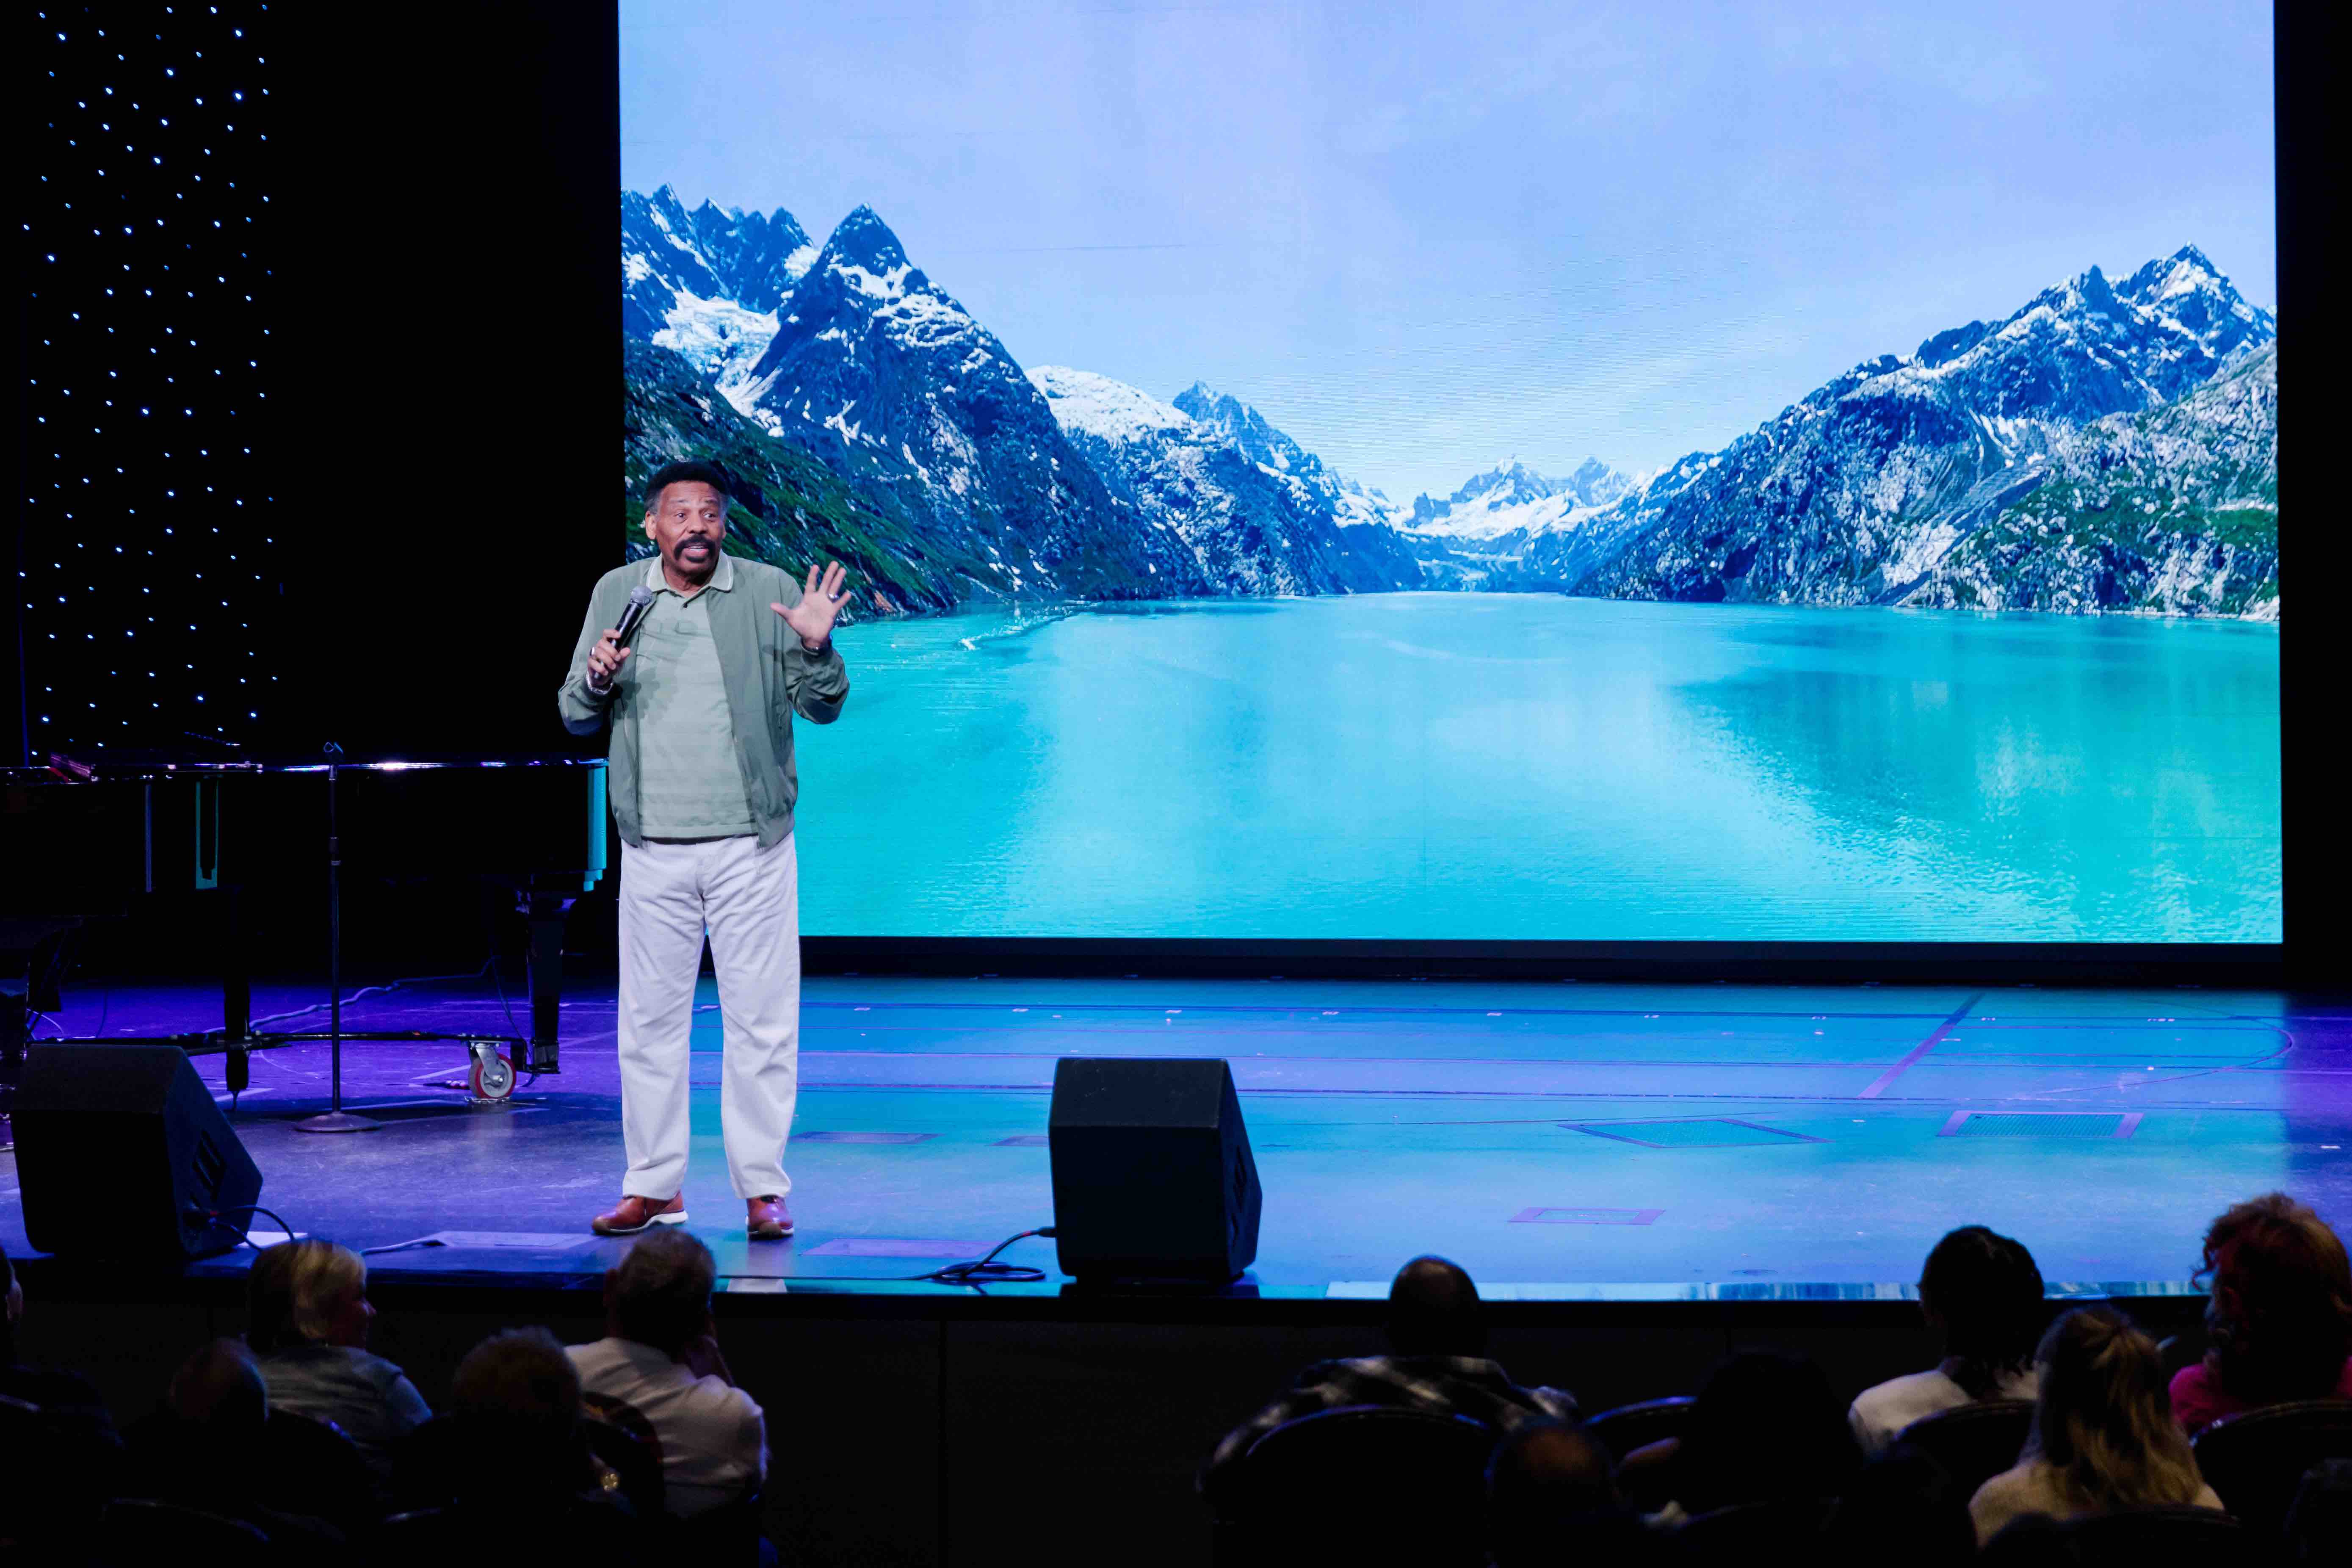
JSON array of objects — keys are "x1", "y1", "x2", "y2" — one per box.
[
  {"x1": 589, "y1": 584, "x2": 656, "y2": 696},
  {"x1": 613, "y1": 584, "x2": 657, "y2": 650}
]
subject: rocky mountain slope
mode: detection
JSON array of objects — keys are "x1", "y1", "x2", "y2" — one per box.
[
  {"x1": 1903, "y1": 342, "x2": 2277, "y2": 616},
  {"x1": 1169, "y1": 382, "x2": 1407, "y2": 532},
  {"x1": 1032, "y1": 368, "x2": 1419, "y2": 594},
  {"x1": 730, "y1": 207, "x2": 1203, "y2": 600},
  {"x1": 624, "y1": 335, "x2": 980, "y2": 612},
  {"x1": 1550, "y1": 247, "x2": 2277, "y2": 616}
]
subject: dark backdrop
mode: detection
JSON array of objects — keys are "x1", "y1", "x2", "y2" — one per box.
[
  {"x1": 2272, "y1": 0, "x2": 2343, "y2": 986},
  {"x1": 271, "y1": 1, "x2": 619, "y2": 758},
  {"x1": 9, "y1": 2, "x2": 621, "y2": 987}
]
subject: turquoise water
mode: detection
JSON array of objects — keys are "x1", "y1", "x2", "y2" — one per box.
[{"x1": 795, "y1": 594, "x2": 2281, "y2": 942}]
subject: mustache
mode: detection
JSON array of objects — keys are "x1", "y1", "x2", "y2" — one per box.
[{"x1": 674, "y1": 534, "x2": 717, "y2": 549}]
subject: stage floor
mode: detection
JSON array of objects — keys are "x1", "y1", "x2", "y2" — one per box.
[{"x1": 5, "y1": 974, "x2": 2347, "y2": 1298}]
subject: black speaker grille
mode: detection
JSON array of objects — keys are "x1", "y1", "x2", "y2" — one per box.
[{"x1": 193, "y1": 1132, "x2": 227, "y2": 1198}]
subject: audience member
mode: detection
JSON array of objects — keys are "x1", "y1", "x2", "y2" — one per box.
[
  {"x1": 1201, "y1": 1255, "x2": 1578, "y2": 1497},
  {"x1": 245, "y1": 1238, "x2": 431, "y2": 1476},
  {"x1": 1486, "y1": 1419, "x2": 1639, "y2": 1567},
  {"x1": 568, "y1": 1228, "x2": 766, "y2": 1520},
  {"x1": 0, "y1": 1239, "x2": 120, "y2": 1438},
  {"x1": 1661, "y1": 1349, "x2": 1861, "y2": 1521},
  {"x1": 2171, "y1": 1192, "x2": 2352, "y2": 1435},
  {"x1": 414, "y1": 1327, "x2": 654, "y2": 1553},
  {"x1": 0, "y1": 1242, "x2": 126, "y2": 1560},
  {"x1": 169, "y1": 1335, "x2": 271, "y2": 1428},
  {"x1": 447, "y1": 1327, "x2": 605, "y2": 1494},
  {"x1": 124, "y1": 1338, "x2": 345, "y2": 1549},
  {"x1": 1970, "y1": 1305, "x2": 2222, "y2": 1543},
  {"x1": 1850, "y1": 1225, "x2": 2045, "y2": 1454}
]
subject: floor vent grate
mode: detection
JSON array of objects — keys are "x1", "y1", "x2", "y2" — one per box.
[
  {"x1": 1940, "y1": 1112, "x2": 2140, "y2": 1139},
  {"x1": 800, "y1": 1130, "x2": 937, "y2": 1145},
  {"x1": 1564, "y1": 1118, "x2": 1822, "y2": 1148}
]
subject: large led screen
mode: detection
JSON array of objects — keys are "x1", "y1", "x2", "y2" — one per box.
[{"x1": 618, "y1": 2, "x2": 2279, "y2": 941}]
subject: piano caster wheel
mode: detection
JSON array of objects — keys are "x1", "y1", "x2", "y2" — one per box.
[{"x1": 467, "y1": 1040, "x2": 516, "y2": 1105}]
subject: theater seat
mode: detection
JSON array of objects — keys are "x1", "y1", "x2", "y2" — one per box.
[
  {"x1": 99, "y1": 1498, "x2": 269, "y2": 1555},
  {"x1": 1673, "y1": 1495, "x2": 1838, "y2": 1555},
  {"x1": 1583, "y1": 1394, "x2": 1694, "y2": 1462},
  {"x1": 2191, "y1": 1399, "x2": 2352, "y2": 1536},
  {"x1": 259, "y1": 1408, "x2": 378, "y2": 1528},
  {"x1": 2018, "y1": 1503, "x2": 2249, "y2": 1565},
  {"x1": 1211, "y1": 1405, "x2": 1496, "y2": 1568},
  {"x1": 1896, "y1": 1399, "x2": 2035, "y2": 1498}
]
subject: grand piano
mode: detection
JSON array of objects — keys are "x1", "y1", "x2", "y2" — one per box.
[{"x1": 0, "y1": 755, "x2": 608, "y2": 1117}]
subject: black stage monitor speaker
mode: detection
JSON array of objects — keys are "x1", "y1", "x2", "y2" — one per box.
[
  {"x1": 15, "y1": 1043, "x2": 263, "y2": 1263},
  {"x1": 1049, "y1": 1057, "x2": 1262, "y2": 1283}
]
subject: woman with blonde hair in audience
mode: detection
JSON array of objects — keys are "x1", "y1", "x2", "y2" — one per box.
[
  {"x1": 2172, "y1": 1191, "x2": 2352, "y2": 1435},
  {"x1": 1970, "y1": 1305, "x2": 2221, "y2": 1543},
  {"x1": 246, "y1": 1237, "x2": 430, "y2": 1476}
]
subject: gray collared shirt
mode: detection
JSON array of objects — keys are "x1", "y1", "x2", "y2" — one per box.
[{"x1": 633, "y1": 553, "x2": 756, "y2": 838}]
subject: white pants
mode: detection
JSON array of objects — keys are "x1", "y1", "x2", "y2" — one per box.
[{"x1": 617, "y1": 832, "x2": 800, "y2": 1200}]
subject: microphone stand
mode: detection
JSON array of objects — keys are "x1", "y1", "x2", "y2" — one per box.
[{"x1": 295, "y1": 752, "x2": 379, "y2": 1133}]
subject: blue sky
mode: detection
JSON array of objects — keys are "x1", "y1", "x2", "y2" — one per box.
[{"x1": 621, "y1": 0, "x2": 2275, "y2": 501}]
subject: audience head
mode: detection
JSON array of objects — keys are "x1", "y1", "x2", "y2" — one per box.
[
  {"x1": 2194, "y1": 1192, "x2": 2352, "y2": 1403},
  {"x1": 1385, "y1": 1255, "x2": 1486, "y2": 1358},
  {"x1": 450, "y1": 1327, "x2": 586, "y2": 1489},
  {"x1": 1485, "y1": 1419, "x2": 1620, "y2": 1566},
  {"x1": 2025, "y1": 1305, "x2": 2202, "y2": 1513},
  {"x1": 1919, "y1": 1225, "x2": 2045, "y2": 1397},
  {"x1": 1679, "y1": 1349, "x2": 1860, "y2": 1513},
  {"x1": 451, "y1": 1327, "x2": 582, "y2": 1432},
  {"x1": 245, "y1": 1239, "x2": 373, "y2": 1353},
  {"x1": 168, "y1": 1337, "x2": 269, "y2": 1431},
  {"x1": 605, "y1": 1228, "x2": 718, "y2": 1358}
]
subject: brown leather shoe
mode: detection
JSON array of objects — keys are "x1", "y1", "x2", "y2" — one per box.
[
  {"x1": 591, "y1": 1193, "x2": 687, "y2": 1236},
  {"x1": 747, "y1": 1195, "x2": 794, "y2": 1240}
]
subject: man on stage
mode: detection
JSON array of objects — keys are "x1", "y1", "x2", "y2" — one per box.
[{"x1": 560, "y1": 459, "x2": 852, "y2": 1240}]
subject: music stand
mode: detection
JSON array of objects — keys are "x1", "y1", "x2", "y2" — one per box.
[{"x1": 294, "y1": 757, "x2": 378, "y2": 1133}]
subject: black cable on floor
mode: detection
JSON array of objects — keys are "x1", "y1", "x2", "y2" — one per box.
[
  {"x1": 915, "y1": 1226, "x2": 1056, "y2": 1286},
  {"x1": 202, "y1": 1203, "x2": 300, "y2": 1249}
]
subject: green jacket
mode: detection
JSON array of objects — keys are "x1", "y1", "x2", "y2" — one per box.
[{"x1": 558, "y1": 554, "x2": 850, "y2": 849}]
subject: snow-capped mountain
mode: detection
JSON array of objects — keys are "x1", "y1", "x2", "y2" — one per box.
[
  {"x1": 1406, "y1": 457, "x2": 1638, "y2": 541},
  {"x1": 1522, "y1": 247, "x2": 2277, "y2": 615},
  {"x1": 622, "y1": 186, "x2": 818, "y2": 394},
  {"x1": 1033, "y1": 368, "x2": 1419, "y2": 594},
  {"x1": 730, "y1": 207, "x2": 1202, "y2": 598},
  {"x1": 1902, "y1": 245, "x2": 2273, "y2": 424},
  {"x1": 1168, "y1": 383, "x2": 1409, "y2": 531}
]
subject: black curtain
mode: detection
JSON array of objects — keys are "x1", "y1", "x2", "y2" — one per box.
[
  {"x1": 272, "y1": 1, "x2": 619, "y2": 760},
  {"x1": 2274, "y1": 0, "x2": 2343, "y2": 984}
]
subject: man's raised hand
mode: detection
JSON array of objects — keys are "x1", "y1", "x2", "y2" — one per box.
[{"x1": 773, "y1": 560, "x2": 852, "y2": 650}]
